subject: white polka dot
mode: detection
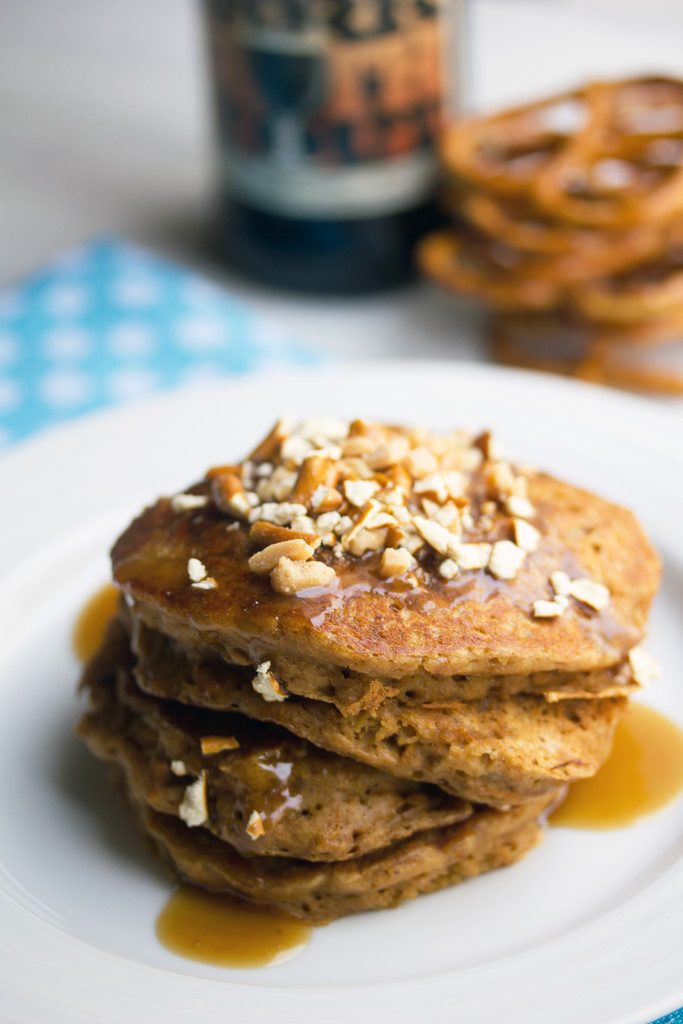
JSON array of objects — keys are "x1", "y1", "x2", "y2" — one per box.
[
  {"x1": 0, "y1": 378, "x2": 21, "y2": 412},
  {"x1": 39, "y1": 369, "x2": 91, "y2": 408},
  {"x1": 176, "y1": 317, "x2": 228, "y2": 352},
  {"x1": 183, "y1": 279, "x2": 223, "y2": 304},
  {"x1": 0, "y1": 291, "x2": 21, "y2": 317},
  {"x1": 254, "y1": 322, "x2": 285, "y2": 342},
  {"x1": 52, "y1": 246, "x2": 89, "y2": 270},
  {"x1": 109, "y1": 323, "x2": 154, "y2": 358},
  {"x1": 180, "y1": 364, "x2": 223, "y2": 386},
  {"x1": 0, "y1": 333, "x2": 18, "y2": 365},
  {"x1": 113, "y1": 248, "x2": 153, "y2": 272},
  {"x1": 251, "y1": 323, "x2": 292, "y2": 349},
  {"x1": 108, "y1": 368, "x2": 157, "y2": 401},
  {"x1": 43, "y1": 327, "x2": 90, "y2": 361},
  {"x1": 44, "y1": 285, "x2": 86, "y2": 316},
  {"x1": 112, "y1": 277, "x2": 160, "y2": 307}
]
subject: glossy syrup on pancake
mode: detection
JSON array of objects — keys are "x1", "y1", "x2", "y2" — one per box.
[
  {"x1": 113, "y1": 475, "x2": 648, "y2": 679},
  {"x1": 156, "y1": 886, "x2": 311, "y2": 967},
  {"x1": 551, "y1": 703, "x2": 683, "y2": 828},
  {"x1": 295, "y1": 543, "x2": 626, "y2": 648},
  {"x1": 79, "y1": 620, "x2": 473, "y2": 860},
  {"x1": 110, "y1": 415, "x2": 661, "y2": 682},
  {"x1": 76, "y1": 420, "x2": 663, "y2": 956}
]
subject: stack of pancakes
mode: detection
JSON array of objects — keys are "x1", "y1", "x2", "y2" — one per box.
[{"x1": 78, "y1": 418, "x2": 660, "y2": 923}]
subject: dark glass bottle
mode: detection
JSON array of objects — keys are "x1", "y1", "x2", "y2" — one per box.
[{"x1": 202, "y1": 0, "x2": 463, "y2": 294}]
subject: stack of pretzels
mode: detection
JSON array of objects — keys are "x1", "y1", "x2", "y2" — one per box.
[{"x1": 419, "y1": 76, "x2": 683, "y2": 394}]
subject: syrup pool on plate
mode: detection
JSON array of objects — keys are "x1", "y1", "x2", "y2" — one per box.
[
  {"x1": 72, "y1": 583, "x2": 120, "y2": 663},
  {"x1": 156, "y1": 886, "x2": 312, "y2": 968},
  {"x1": 551, "y1": 702, "x2": 683, "y2": 829},
  {"x1": 72, "y1": 586, "x2": 312, "y2": 969},
  {"x1": 72, "y1": 588, "x2": 683, "y2": 964}
]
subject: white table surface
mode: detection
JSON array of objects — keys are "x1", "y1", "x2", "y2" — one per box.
[{"x1": 1, "y1": 0, "x2": 681, "y2": 362}]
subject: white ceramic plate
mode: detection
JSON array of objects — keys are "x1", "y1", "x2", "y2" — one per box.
[{"x1": 1, "y1": 362, "x2": 682, "y2": 1024}]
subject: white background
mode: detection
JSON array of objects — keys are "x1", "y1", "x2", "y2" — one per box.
[{"x1": 1, "y1": 0, "x2": 682, "y2": 360}]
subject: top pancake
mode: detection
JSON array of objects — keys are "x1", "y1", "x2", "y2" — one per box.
[{"x1": 112, "y1": 419, "x2": 660, "y2": 677}]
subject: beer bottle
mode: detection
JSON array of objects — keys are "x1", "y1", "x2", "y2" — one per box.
[{"x1": 202, "y1": 0, "x2": 465, "y2": 294}]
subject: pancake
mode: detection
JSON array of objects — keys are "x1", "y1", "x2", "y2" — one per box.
[
  {"x1": 246, "y1": 649, "x2": 638, "y2": 706},
  {"x1": 125, "y1": 601, "x2": 637, "y2": 707},
  {"x1": 134, "y1": 793, "x2": 552, "y2": 924},
  {"x1": 112, "y1": 420, "x2": 660, "y2": 679},
  {"x1": 75, "y1": 418, "x2": 659, "y2": 926},
  {"x1": 132, "y1": 619, "x2": 622, "y2": 808},
  {"x1": 79, "y1": 620, "x2": 471, "y2": 861}
]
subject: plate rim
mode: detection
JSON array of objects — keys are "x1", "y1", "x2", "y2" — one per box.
[
  {"x1": 2, "y1": 358, "x2": 682, "y2": 473},
  {"x1": 1, "y1": 360, "x2": 682, "y2": 1024}
]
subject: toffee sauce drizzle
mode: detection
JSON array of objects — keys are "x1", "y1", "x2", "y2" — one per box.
[{"x1": 74, "y1": 583, "x2": 683, "y2": 971}]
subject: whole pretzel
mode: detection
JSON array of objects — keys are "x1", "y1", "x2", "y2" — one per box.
[
  {"x1": 459, "y1": 190, "x2": 601, "y2": 255},
  {"x1": 489, "y1": 311, "x2": 592, "y2": 376},
  {"x1": 573, "y1": 222, "x2": 683, "y2": 323},
  {"x1": 592, "y1": 306, "x2": 683, "y2": 347},
  {"x1": 491, "y1": 310, "x2": 683, "y2": 394},
  {"x1": 419, "y1": 225, "x2": 671, "y2": 310},
  {"x1": 418, "y1": 231, "x2": 562, "y2": 310},
  {"x1": 577, "y1": 348, "x2": 683, "y2": 396},
  {"x1": 458, "y1": 189, "x2": 666, "y2": 283},
  {"x1": 439, "y1": 86, "x2": 605, "y2": 198},
  {"x1": 533, "y1": 78, "x2": 683, "y2": 228}
]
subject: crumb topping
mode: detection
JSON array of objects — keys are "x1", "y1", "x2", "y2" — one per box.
[
  {"x1": 271, "y1": 556, "x2": 337, "y2": 594},
  {"x1": 187, "y1": 556, "x2": 217, "y2": 590},
  {"x1": 489, "y1": 540, "x2": 526, "y2": 580},
  {"x1": 248, "y1": 538, "x2": 315, "y2": 575},
  {"x1": 550, "y1": 570, "x2": 571, "y2": 597},
  {"x1": 252, "y1": 661, "x2": 288, "y2": 702},
  {"x1": 438, "y1": 557, "x2": 460, "y2": 581},
  {"x1": 173, "y1": 419, "x2": 614, "y2": 620},
  {"x1": 628, "y1": 644, "x2": 660, "y2": 685},
  {"x1": 532, "y1": 599, "x2": 565, "y2": 618},
  {"x1": 191, "y1": 577, "x2": 217, "y2": 590},
  {"x1": 567, "y1": 577, "x2": 611, "y2": 611},
  {"x1": 203, "y1": 421, "x2": 542, "y2": 597},
  {"x1": 513, "y1": 518, "x2": 540, "y2": 553},
  {"x1": 171, "y1": 493, "x2": 209, "y2": 512},
  {"x1": 533, "y1": 570, "x2": 609, "y2": 619},
  {"x1": 178, "y1": 772, "x2": 208, "y2": 827},
  {"x1": 187, "y1": 557, "x2": 207, "y2": 582},
  {"x1": 456, "y1": 542, "x2": 492, "y2": 570},
  {"x1": 200, "y1": 735, "x2": 240, "y2": 755},
  {"x1": 246, "y1": 810, "x2": 266, "y2": 839},
  {"x1": 506, "y1": 495, "x2": 536, "y2": 519},
  {"x1": 379, "y1": 547, "x2": 416, "y2": 578}
]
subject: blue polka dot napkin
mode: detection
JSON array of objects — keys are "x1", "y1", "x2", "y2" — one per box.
[{"x1": 0, "y1": 237, "x2": 318, "y2": 448}]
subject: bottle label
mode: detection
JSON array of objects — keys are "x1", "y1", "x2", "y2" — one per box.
[{"x1": 205, "y1": 0, "x2": 449, "y2": 219}]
